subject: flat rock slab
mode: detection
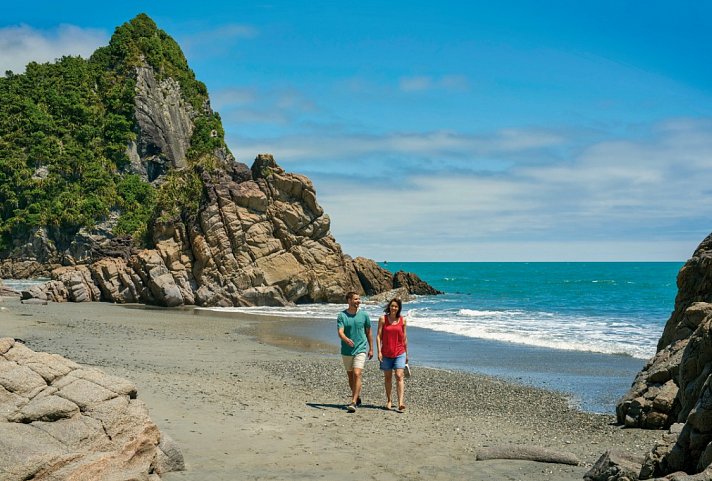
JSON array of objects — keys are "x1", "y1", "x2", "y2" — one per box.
[{"x1": 0, "y1": 337, "x2": 183, "y2": 481}]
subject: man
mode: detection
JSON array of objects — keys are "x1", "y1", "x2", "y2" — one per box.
[{"x1": 337, "y1": 291, "x2": 373, "y2": 412}]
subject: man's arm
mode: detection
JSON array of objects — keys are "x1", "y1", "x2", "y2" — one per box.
[
  {"x1": 365, "y1": 326, "x2": 373, "y2": 359},
  {"x1": 338, "y1": 327, "x2": 354, "y2": 347}
]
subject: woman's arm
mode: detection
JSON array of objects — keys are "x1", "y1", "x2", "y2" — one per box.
[
  {"x1": 376, "y1": 316, "x2": 385, "y2": 361},
  {"x1": 403, "y1": 318, "x2": 408, "y2": 363}
]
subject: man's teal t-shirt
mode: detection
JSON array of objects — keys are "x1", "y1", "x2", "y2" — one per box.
[{"x1": 337, "y1": 310, "x2": 371, "y2": 356}]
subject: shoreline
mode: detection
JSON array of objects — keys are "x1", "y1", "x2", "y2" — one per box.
[
  {"x1": 201, "y1": 306, "x2": 647, "y2": 414},
  {"x1": 0, "y1": 298, "x2": 662, "y2": 480}
]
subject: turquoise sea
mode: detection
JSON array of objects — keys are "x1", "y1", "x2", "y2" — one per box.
[{"x1": 213, "y1": 262, "x2": 683, "y2": 414}]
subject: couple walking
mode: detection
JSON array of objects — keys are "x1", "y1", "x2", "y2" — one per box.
[{"x1": 337, "y1": 291, "x2": 409, "y2": 413}]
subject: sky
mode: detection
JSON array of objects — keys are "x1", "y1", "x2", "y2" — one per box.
[{"x1": 2, "y1": 1, "x2": 711, "y2": 261}]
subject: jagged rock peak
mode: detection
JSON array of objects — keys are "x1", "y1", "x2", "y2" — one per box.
[
  {"x1": 252, "y1": 153, "x2": 286, "y2": 179},
  {"x1": 19, "y1": 155, "x2": 441, "y2": 308}
]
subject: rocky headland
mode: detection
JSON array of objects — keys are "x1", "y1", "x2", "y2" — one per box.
[
  {"x1": 0, "y1": 14, "x2": 439, "y2": 307},
  {"x1": 10, "y1": 153, "x2": 438, "y2": 307}
]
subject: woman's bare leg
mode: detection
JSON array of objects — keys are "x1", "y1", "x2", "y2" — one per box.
[{"x1": 384, "y1": 370, "x2": 393, "y2": 409}]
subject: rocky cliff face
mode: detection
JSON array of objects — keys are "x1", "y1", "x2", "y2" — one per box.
[
  {"x1": 13, "y1": 153, "x2": 433, "y2": 307},
  {"x1": 587, "y1": 234, "x2": 712, "y2": 480},
  {"x1": 130, "y1": 65, "x2": 195, "y2": 178},
  {"x1": 617, "y1": 234, "x2": 712, "y2": 430}
]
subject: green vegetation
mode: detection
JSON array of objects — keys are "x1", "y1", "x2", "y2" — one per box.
[{"x1": 0, "y1": 13, "x2": 229, "y2": 251}]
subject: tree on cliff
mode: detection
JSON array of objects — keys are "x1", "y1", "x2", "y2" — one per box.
[{"x1": 0, "y1": 13, "x2": 227, "y2": 251}]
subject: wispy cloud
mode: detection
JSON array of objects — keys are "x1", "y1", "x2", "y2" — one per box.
[
  {"x1": 216, "y1": 87, "x2": 318, "y2": 126},
  {"x1": 0, "y1": 24, "x2": 107, "y2": 74},
  {"x1": 399, "y1": 74, "x2": 469, "y2": 92},
  {"x1": 180, "y1": 23, "x2": 257, "y2": 58},
  {"x1": 231, "y1": 128, "x2": 565, "y2": 165},
  {"x1": 265, "y1": 117, "x2": 712, "y2": 260},
  {"x1": 211, "y1": 87, "x2": 257, "y2": 109}
]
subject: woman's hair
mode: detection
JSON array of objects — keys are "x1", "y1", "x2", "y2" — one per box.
[{"x1": 383, "y1": 297, "x2": 402, "y2": 317}]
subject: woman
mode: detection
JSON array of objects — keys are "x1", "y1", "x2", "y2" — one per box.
[{"x1": 376, "y1": 297, "x2": 409, "y2": 412}]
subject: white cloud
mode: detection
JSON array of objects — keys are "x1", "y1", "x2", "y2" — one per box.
[
  {"x1": 230, "y1": 128, "x2": 564, "y2": 164},
  {"x1": 180, "y1": 23, "x2": 257, "y2": 59},
  {"x1": 0, "y1": 24, "x2": 107, "y2": 75},
  {"x1": 211, "y1": 87, "x2": 257, "y2": 109},
  {"x1": 399, "y1": 74, "x2": 469, "y2": 92},
  {"x1": 295, "y1": 118, "x2": 712, "y2": 261}
]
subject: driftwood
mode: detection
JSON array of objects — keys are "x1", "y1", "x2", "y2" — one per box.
[{"x1": 476, "y1": 445, "x2": 580, "y2": 466}]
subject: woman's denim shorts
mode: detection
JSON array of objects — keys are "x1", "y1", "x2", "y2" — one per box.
[{"x1": 380, "y1": 352, "x2": 406, "y2": 371}]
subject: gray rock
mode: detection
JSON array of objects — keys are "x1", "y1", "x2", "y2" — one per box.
[
  {"x1": 353, "y1": 257, "x2": 393, "y2": 295},
  {"x1": 585, "y1": 450, "x2": 644, "y2": 481},
  {"x1": 156, "y1": 433, "x2": 185, "y2": 474},
  {"x1": 618, "y1": 233, "x2": 712, "y2": 429},
  {"x1": 600, "y1": 234, "x2": 712, "y2": 480},
  {"x1": 134, "y1": 64, "x2": 194, "y2": 176},
  {"x1": 0, "y1": 337, "x2": 183, "y2": 480},
  {"x1": 394, "y1": 270, "x2": 444, "y2": 295}
]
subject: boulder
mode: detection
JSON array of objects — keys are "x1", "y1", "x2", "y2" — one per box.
[
  {"x1": 21, "y1": 280, "x2": 68, "y2": 303},
  {"x1": 394, "y1": 270, "x2": 444, "y2": 295},
  {"x1": 0, "y1": 279, "x2": 19, "y2": 298},
  {"x1": 0, "y1": 338, "x2": 182, "y2": 480},
  {"x1": 584, "y1": 450, "x2": 645, "y2": 481},
  {"x1": 353, "y1": 257, "x2": 393, "y2": 295}
]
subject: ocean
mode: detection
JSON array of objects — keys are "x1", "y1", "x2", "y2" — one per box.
[{"x1": 207, "y1": 262, "x2": 683, "y2": 414}]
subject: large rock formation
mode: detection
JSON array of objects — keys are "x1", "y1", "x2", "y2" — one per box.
[
  {"x1": 16, "y1": 155, "x2": 434, "y2": 307},
  {"x1": 618, "y1": 235, "x2": 712, "y2": 430},
  {"x1": 0, "y1": 15, "x2": 438, "y2": 308},
  {"x1": 0, "y1": 338, "x2": 183, "y2": 480},
  {"x1": 592, "y1": 234, "x2": 712, "y2": 480}
]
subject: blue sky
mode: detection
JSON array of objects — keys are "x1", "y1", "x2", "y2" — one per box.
[{"x1": 2, "y1": 1, "x2": 711, "y2": 261}]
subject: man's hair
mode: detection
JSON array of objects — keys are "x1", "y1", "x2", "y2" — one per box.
[{"x1": 346, "y1": 291, "x2": 359, "y2": 301}]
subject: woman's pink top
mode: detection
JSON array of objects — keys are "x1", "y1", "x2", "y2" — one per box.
[{"x1": 381, "y1": 316, "x2": 406, "y2": 358}]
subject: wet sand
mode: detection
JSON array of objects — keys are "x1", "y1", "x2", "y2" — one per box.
[{"x1": 0, "y1": 297, "x2": 662, "y2": 480}]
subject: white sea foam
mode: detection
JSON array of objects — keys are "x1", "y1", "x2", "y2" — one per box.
[
  {"x1": 207, "y1": 301, "x2": 659, "y2": 360},
  {"x1": 406, "y1": 307, "x2": 657, "y2": 359},
  {"x1": 1, "y1": 278, "x2": 49, "y2": 291}
]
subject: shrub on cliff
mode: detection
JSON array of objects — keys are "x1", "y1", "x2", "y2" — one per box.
[{"x1": 0, "y1": 13, "x2": 229, "y2": 252}]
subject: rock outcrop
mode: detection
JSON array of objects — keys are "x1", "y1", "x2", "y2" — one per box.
[
  {"x1": 16, "y1": 155, "x2": 436, "y2": 307},
  {"x1": 133, "y1": 65, "x2": 195, "y2": 177},
  {"x1": 593, "y1": 234, "x2": 712, "y2": 480},
  {"x1": 0, "y1": 279, "x2": 19, "y2": 298},
  {"x1": 618, "y1": 235, "x2": 712, "y2": 429},
  {"x1": 0, "y1": 338, "x2": 183, "y2": 480}
]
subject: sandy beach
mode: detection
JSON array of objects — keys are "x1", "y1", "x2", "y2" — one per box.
[{"x1": 0, "y1": 297, "x2": 663, "y2": 480}]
